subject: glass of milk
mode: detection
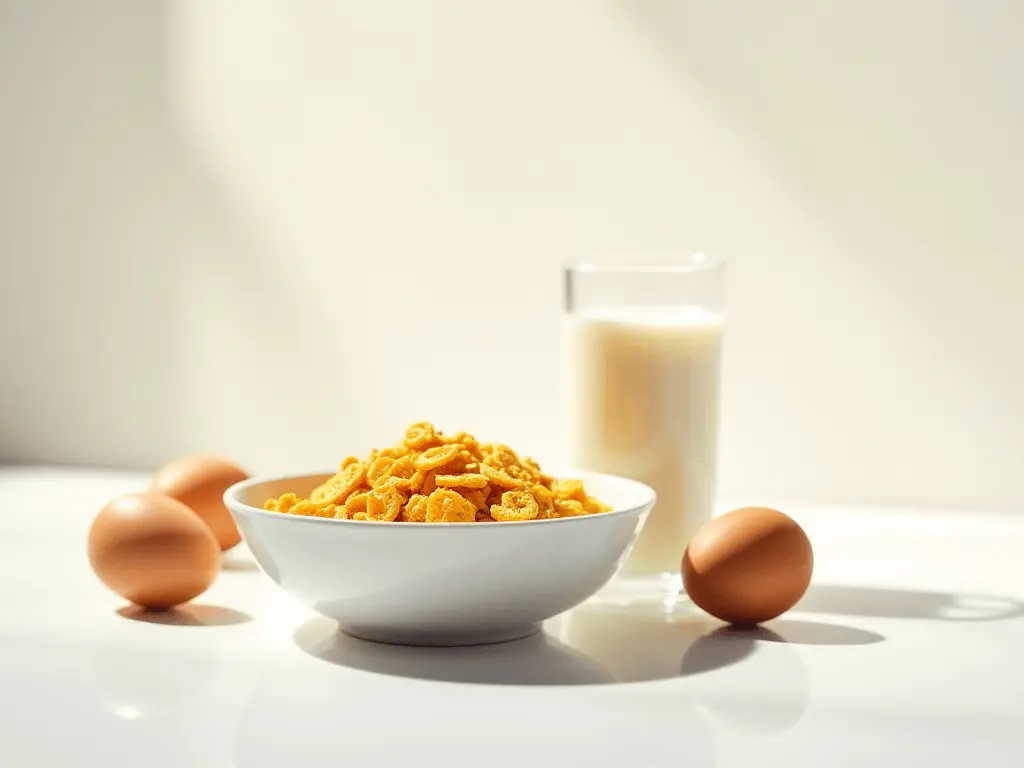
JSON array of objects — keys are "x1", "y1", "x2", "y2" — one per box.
[{"x1": 562, "y1": 256, "x2": 725, "y2": 603}]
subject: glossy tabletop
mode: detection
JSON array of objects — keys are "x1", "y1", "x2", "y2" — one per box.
[{"x1": 2, "y1": 467, "x2": 1022, "y2": 767}]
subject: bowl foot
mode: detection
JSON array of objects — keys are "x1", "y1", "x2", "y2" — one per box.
[{"x1": 338, "y1": 622, "x2": 542, "y2": 647}]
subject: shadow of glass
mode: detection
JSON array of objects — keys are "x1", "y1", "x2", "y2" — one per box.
[
  {"x1": 561, "y1": 602, "x2": 882, "y2": 685},
  {"x1": 293, "y1": 617, "x2": 616, "y2": 686},
  {"x1": 560, "y1": 601, "x2": 747, "y2": 682},
  {"x1": 117, "y1": 604, "x2": 252, "y2": 626},
  {"x1": 795, "y1": 584, "x2": 1023, "y2": 622}
]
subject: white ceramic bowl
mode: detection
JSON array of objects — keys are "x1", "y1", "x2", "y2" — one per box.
[{"x1": 224, "y1": 470, "x2": 655, "y2": 646}]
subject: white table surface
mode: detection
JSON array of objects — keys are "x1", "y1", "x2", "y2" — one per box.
[{"x1": 1, "y1": 466, "x2": 1022, "y2": 767}]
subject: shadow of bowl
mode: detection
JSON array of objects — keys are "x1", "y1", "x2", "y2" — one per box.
[
  {"x1": 293, "y1": 617, "x2": 616, "y2": 686},
  {"x1": 234, "y1": 652, "x2": 711, "y2": 768}
]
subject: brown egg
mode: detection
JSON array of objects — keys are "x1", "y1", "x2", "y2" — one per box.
[
  {"x1": 682, "y1": 506, "x2": 813, "y2": 625},
  {"x1": 88, "y1": 493, "x2": 221, "y2": 609},
  {"x1": 150, "y1": 454, "x2": 248, "y2": 551}
]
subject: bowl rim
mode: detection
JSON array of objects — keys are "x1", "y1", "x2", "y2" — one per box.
[{"x1": 224, "y1": 469, "x2": 656, "y2": 530}]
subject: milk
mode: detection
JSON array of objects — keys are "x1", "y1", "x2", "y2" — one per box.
[{"x1": 563, "y1": 307, "x2": 723, "y2": 576}]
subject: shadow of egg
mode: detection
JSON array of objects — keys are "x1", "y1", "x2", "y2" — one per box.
[
  {"x1": 92, "y1": 613, "x2": 222, "y2": 719},
  {"x1": 293, "y1": 616, "x2": 615, "y2": 686},
  {"x1": 117, "y1": 603, "x2": 252, "y2": 627},
  {"x1": 683, "y1": 626, "x2": 811, "y2": 736},
  {"x1": 761, "y1": 618, "x2": 884, "y2": 645}
]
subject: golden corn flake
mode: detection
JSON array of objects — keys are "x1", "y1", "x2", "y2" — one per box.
[
  {"x1": 426, "y1": 488, "x2": 475, "y2": 523},
  {"x1": 310, "y1": 461, "x2": 366, "y2": 505},
  {"x1": 263, "y1": 422, "x2": 610, "y2": 523},
  {"x1": 554, "y1": 498, "x2": 587, "y2": 517},
  {"x1": 461, "y1": 487, "x2": 489, "y2": 511},
  {"x1": 404, "y1": 422, "x2": 441, "y2": 450},
  {"x1": 366, "y1": 455, "x2": 396, "y2": 487},
  {"x1": 343, "y1": 491, "x2": 369, "y2": 518},
  {"x1": 291, "y1": 500, "x2": 336, "y2": 518},
  {"x1": 414, "y1": 444, "x2": 460, "y2": 470},
  {"x1": 532, "y1": 485, "x2": 556, "y2": 519},
  {"x1": 480, "y1": 463, "x2": 525, "y2": 489},
  {"x1": 265, "y1": 492, "x2": 298, "y2": 513},
  {"x1": 486, "y1": 484, "x2": 506, "y2": 508},
  {"x1": 380, "y1": 456, "x2": 418, "y2": 492},
  {"x1": 435, "y1": 473, "x2": 489, "y2": 490},
  {"x1": 490, "y1": 488, "x2": 540, "y2": 522},
  {"x1": 420, "y1": 469, "x2": 440, "y2": 496},
  {"x1": 402, "y1": 493, "x2": 429, "y2": 523},
  {"x1": 553, "y1": 479, "x2": 588, "y2": 503},
  {"x1": 366, "y1": 485, "x2": 405, "y2": 522}
]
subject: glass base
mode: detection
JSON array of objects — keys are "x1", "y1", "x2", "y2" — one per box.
[{"x1": 589, "y1": 571, "x2": 692, "y2": 612}]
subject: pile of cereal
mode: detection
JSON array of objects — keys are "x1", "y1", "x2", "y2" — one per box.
[{"x1": 264, "y1": 422, "x2": 611, "y2": 523}]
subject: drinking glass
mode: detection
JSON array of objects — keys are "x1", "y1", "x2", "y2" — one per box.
[{"x1": 562, "y1": 256, "x2": 726, "y2": 603}]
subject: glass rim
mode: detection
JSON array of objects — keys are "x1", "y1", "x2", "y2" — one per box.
[{"x1": 562, "y1": 254, "x2": 725, "y2": 275}]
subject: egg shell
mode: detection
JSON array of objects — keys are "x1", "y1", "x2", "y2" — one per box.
[
  {"x1": 88, "y1": 492, "x2": 221, "y2": 609},
  {"x1": 151, "y1": 454, "x2": 248, "y2": 551},
  {"x1": 682, "y1": 506, "x2": 813, "y2": 625}
]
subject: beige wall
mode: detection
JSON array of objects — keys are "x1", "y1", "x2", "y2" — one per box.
[{"x1": 2, "y1": 1, "x2": 1022, "y2": 510}]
